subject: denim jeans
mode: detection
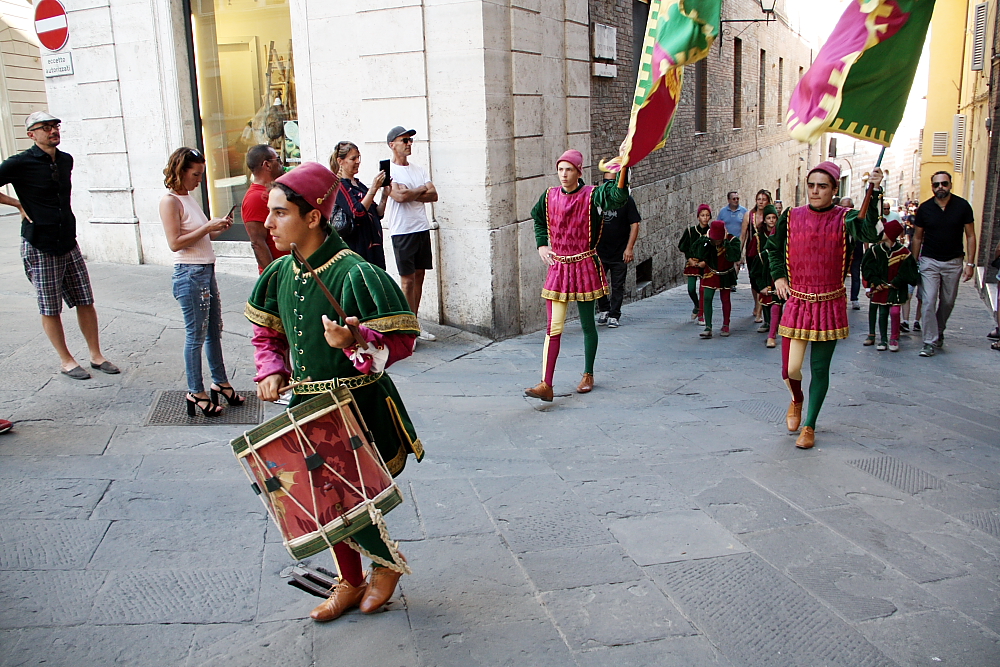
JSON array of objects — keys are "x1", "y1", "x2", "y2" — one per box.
[{"x1": 172, "y1": 263, "x2": 228, "y2": 393}]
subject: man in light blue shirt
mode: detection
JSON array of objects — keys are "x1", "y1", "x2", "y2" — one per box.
[{"x1": 718, "y1": 191, "x2": 747, "y2": 238}]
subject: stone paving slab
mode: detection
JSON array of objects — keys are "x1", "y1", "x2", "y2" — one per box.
[
  {"x1": 89, "y1": 519, "x2": 265, "y2": 569},
  {"x1": 186, "y1": 622, "x2": 312, "y2": 667},
  {"x1": 0, "y1": 424, "x2": 115, "y2": 456},
  {"x1": 0, "y1": 479, "x2": 109, "y2": 520},
  {"x1": 0, "y1": 454, "x2": 141, "y2": 480},
  {"x1": 0, "y1": 569, "x2": 108, "y2": 628},
  {"x1": 516, "y1": 542, "x2": 645, "y2": 591},
  {"x1": 858, "y1": 610, "x2": 1000, "y2": 667},
  {"x1": 606, "y1": 510, "x2": 748, "y2": 566},
  {"x1": 411, "y1": 618, "x2": 569, "y2": 667},
  {"x1": 573, "y1": 636, "x2": 737, "y2": 667},
  {"x1": 90, "y1": 480, "x2": 265, "y2": 521},
  {"x1": 0, "y1": 520, "x2": 109, "y2": 570},
  {"x1": 0, "y1": 624, "x2": 196, "y2": 667}
]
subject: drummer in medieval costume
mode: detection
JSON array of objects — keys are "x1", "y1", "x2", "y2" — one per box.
[
  {"x1": 245, "y1": 162, "x2": 423, "y2": 622},
  {"x1": 767, "y1": 161, "x2": 883, "y2": 449},
  {"x1": 523, "y1": 150, "x2": 629, "y2": 401}
]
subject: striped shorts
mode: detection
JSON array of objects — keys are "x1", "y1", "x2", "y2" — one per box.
[{"x1": 21, "y1": 239, "x2": 94, "y2": 316}]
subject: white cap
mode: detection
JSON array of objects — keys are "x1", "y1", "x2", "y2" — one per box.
[{"x1": 25, "y1": 111, "x2": 60, "y2": 130}]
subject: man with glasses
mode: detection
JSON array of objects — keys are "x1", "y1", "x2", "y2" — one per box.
[
  {"x1": 385, "y1": 126, "x2": 438, "y2": 341},
  {"x1": 0, "y1": 111, "x2": 117, "y2": 380},
  {"x1": 242, "y1": 144, "x2": 288, "y2": 273},
  {"x1": 911, "y1": 171, "x2": 976, "y2": 357}
]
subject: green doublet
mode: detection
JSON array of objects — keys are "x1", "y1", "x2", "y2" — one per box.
[{"x1": 245, "y1": 233, "x2": 423, "y2": 476}]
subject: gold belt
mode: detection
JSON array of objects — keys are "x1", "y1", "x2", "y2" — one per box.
[
  {"x1": 789, "y1": 287, "x2": 846, "y2": 303},
  {"x1": 552, "y1": 249, "x2": 597, "y2": 263},
  {"x1": 293, "y1": 372, "x2": 385, "y2": 394}
]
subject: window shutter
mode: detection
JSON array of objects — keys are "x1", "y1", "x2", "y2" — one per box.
[
  {"x1": 971, "y1": 3, "x2": 988, "y2": 71},
  {"x1": 953, "y1": 114, "x2": 967, "y2": 172},
  {"x1": 828, "y1": 137, "x2": 837, "y2": 158},
  {"x1": 931, "y1": 131, "x2": 949, "y2": 156}
]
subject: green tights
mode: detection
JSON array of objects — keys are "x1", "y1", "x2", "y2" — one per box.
[{"x1": 805, "y1": 340, "x2": 837, "y2": 429}]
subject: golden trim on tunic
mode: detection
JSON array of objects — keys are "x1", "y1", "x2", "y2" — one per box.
[
  {"x1": 293, "y1": 373, "x2": 385, "y2": 394},
  {"x1": 788, "y1": 287, "x2": 847, "y2": 303},
  {"x1": 541, "y1": 286, "x2": 610, "y2": 302},
  {"x1": 291, "y1": 249, "x2": 358, "y2": 276},
  {"x1": 364, "y1": 313, "x2": 420, "y2": 333},
  {"x1": 552, "y1": 249, "x2": 598, "y2": 263},
  {"x1": 245, "y1": 302, "x2": 285, "y2": 333},
  {"x1": 778, "y1": 325, "x2": 850, "y2": 341}
]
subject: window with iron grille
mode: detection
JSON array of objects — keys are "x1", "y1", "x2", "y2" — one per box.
[
  {"x1": 733, "y1": 38, "x2": 743, "y2": 128},
  {"x1": 758, "y1": 49, "x2": 766, "y2": 126},
  {"x1": 695, "y1": 58, "x2": 708, "y2": 133},
  {"x1": 777, "y1": 57, "x2": 784, "y2": 124}
]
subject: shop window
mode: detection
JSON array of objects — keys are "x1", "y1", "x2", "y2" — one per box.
[{"x1": 187, "y1": 0, "x2": 298, "y2": 239}]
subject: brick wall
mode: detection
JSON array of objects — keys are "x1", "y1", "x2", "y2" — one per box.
[{"x1": 588, "y1": 0, "x2": 816, "y2": 310}]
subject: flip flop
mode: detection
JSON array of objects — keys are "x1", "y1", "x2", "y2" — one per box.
[
  {"x1": 90, "y1": 361, "x2": 120, "y2": 374},
  {"x1": 61, "y1": 366, "x2": 91, "y2": 380}
]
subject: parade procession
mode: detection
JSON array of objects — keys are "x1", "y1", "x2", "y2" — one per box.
[{"x1": 1, "y1": 0, "x2": 999, "y2": 665}]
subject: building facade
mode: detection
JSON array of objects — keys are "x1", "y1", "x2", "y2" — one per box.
[
  {"x1": 41, "y1": 0, "x2": 815, "y2": 338},
  {"x1": 0, "y1": 0, "x2": 48, "y2": 166}
]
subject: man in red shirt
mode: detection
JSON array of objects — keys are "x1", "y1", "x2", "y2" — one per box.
[{"x1": 242, "y1": 144, "x2": 287, "y2": 273}]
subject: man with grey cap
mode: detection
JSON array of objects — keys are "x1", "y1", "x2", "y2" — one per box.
[
  {"x1": 0, "y1": 111, "x2": 118, "y2": 379},
  {"x1": 385, "y1": 125, "x2": 438, "y2": 341}
]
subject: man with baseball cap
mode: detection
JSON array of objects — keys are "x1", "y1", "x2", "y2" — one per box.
[
  {"x1": 245, "y1": 161, "x2": 424, "y2": 623},
  {"x1": 766, "y1": 161, "x2": 883, "y2": 449},
  {"x1": 0, "y1": 111, "x2": 118, "y2": 380},
  {"x1": 384, "y1": 125, "x2": 438, "y2": 341}
]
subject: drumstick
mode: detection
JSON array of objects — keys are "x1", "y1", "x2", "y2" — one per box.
[
  {"x1": 289, "y1": 243, "x2": 368, "y2": 348},
  {"x1": 277, "y1": 377, "x2": 311, "y2": 394}
]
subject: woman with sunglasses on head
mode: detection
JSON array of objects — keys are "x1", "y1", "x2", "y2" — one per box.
[
  {"x1": 159, "y1": 148, "x2": 244, "y2": 417},
  {"x1": 330, "y1": 141, "x2": 388, "y2": 269}
]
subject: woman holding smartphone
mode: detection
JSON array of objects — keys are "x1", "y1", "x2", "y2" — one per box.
[
  {"x1": 330, "y1": 141, "x2": 388, "y2": 268},
  {"x1": 159, "y1": 147, "x2": 244, "y2": 417}
]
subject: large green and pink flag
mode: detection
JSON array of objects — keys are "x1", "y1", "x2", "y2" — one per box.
[
  {"x1": 604, "y1": 0, "x2": 721, "y2": 171},
  {"x1": 787, "y1": 0, "x2": 935, "y2": 146}
]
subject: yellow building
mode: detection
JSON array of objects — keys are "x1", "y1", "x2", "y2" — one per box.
[{"x1": 919, "y1": 0, "x2": 994, "y2": 259}]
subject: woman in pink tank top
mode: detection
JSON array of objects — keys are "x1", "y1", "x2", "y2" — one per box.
[{"x1": 158, "y1": 147, "x2": 244, "y2": 417}]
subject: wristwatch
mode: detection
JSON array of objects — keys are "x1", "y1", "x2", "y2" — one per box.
[{"x1": 965, "y1": 262, "x2": 975, "y2": 267}]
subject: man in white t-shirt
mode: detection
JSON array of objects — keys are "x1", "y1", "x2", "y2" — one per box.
[{"x1": 385, "y1": 126, "x2": 438, "y2": 341}]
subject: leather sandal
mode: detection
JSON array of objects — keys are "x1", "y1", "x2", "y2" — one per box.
[
  {"x1": 310, "y1": 578, "x2": 367, "y2": 622},
  {"x1": 524, "y1": 381, "x2": 553, "y2": 402},
  {"x1": 786, "y1": 401, "x2": 802, "y2": 432},
  {"x1": 576, "y1": 373, "x2": 594, "y2": 394},
  {"x1": 795, "y1": 426, "x2": 815, "y2": 449}
]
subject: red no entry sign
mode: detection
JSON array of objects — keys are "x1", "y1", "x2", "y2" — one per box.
[{"x1": 34, "y1": 0, "x2": 69, "y2": 52}]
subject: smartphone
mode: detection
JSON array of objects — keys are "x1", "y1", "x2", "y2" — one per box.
[
  {"x1": 226, "y1": 204, "x2": 237, "y2": 220},
  {"x1": 379, "y1": 159, "x2": 392, "y2": 187}
]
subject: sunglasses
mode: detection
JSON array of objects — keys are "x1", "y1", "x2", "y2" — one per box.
[
  {"x1": 396, "y1": 137, "x2": 413, "y2": 144},
  {"x1": 932, "y1": 181, "x2": 950, "y2": 188}
]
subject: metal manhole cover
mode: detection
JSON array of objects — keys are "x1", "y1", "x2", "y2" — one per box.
[
  {"x1": 733, "y1": 399, "x2": 786, "y2": 424},
  {"x1": 144, "y1": 390, "x2": 263, "y2": 426},
  {"x1": 847, "y1": 456, "x2": 944, "y2": 495}
]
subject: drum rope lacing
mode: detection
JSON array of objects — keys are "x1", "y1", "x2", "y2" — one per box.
[{"x1": 239, "y1": 394, "x2": 410, "y2": 577}]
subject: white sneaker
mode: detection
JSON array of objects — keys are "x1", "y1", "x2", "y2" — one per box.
[
  {"x1": 851, "y1": 301, "x2": 861, "y2": 310},
  {"x1": 417, "y1": 330, "x2": 437, "y2": 341},
  {"x1": 607, "y1": 317, "x2": 620, "y2": 328},
  {"x1": 597, "y1": 311, "x2": 609, "y2": 325}
]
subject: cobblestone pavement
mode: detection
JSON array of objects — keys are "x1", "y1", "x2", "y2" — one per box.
[{"x1": 0, "y1": 215, "x2": 998, "y2": 666}]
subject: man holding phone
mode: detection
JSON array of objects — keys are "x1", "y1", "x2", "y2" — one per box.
[{"x1": 385, "y1": 126, "x2": 438, "y2": 341}]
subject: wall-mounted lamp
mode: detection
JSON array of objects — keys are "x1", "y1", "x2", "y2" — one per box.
[{"x1": 721, "y1": 0, "x2": 777, "y2": 24}]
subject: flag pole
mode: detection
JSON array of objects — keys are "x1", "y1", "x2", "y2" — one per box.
[{"x1": 857, "y1": 146, "x2": 886, "y2": 219}]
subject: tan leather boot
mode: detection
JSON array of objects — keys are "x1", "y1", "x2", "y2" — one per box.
[
  {"x1": 786, "y1": 401, "x2": 803, "y2": 432},
  {"x1": 360, "y1": 566, "x2": 404, "y2": 613},
  {"x1": 310, "y1": 578, "x2": 367, "y2": 622},
  {"x1": 795, "y1": 426, "x2": 815, "y2": 449},
  {"x1": 576, "y1": 373, "x2": 594, "y2": 394},
  {"x1": 524, "y1": 381, "x2": 553, "y2": 402}
]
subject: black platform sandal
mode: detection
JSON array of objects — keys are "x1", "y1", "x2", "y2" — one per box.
[
  {"x1": 211, "y1": 384, "x2": 246, "y2": 407},
  {"x1": 187, "y1": 393, "x2": 223, "y2": 417}
]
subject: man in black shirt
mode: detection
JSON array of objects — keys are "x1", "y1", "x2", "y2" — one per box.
[
  {"x1": 596, "y1": 171, "x2": 641, "y2": 328},
  {"x1": 911, "y1": 170, "x2": 976, "y2": 357},
  {"x1": 0, "y1": 111, "x2": 117, "y2": 379}
]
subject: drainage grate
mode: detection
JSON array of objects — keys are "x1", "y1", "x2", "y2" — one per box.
[
  {"x1": 959, "y1": 509, "x2": 1000, "y2": 539},
  {"x1": 733, "y1": 399, "x2": 786, "y2": 425},
  {"x1": 144, "y1": 390, "x2": 263, "y2": 426},
  {"x1": 847, "y1": 456, "x2": 944, "y2": 495},
  {"x1": 652, "y1": 552, "x2": 896, "y2": 667}
]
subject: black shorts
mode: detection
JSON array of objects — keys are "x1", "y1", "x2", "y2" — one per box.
[{"x1": 391, "y1": 230, "x2": 433, "y2": 275}]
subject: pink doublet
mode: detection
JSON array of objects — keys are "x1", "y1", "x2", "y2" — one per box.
[
  {"x1": 540, "y1": 186, "x2": 608, "y2": 302},
  {"x1": 778, "y1": 205, "x2": 850, "y2": 341}
]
